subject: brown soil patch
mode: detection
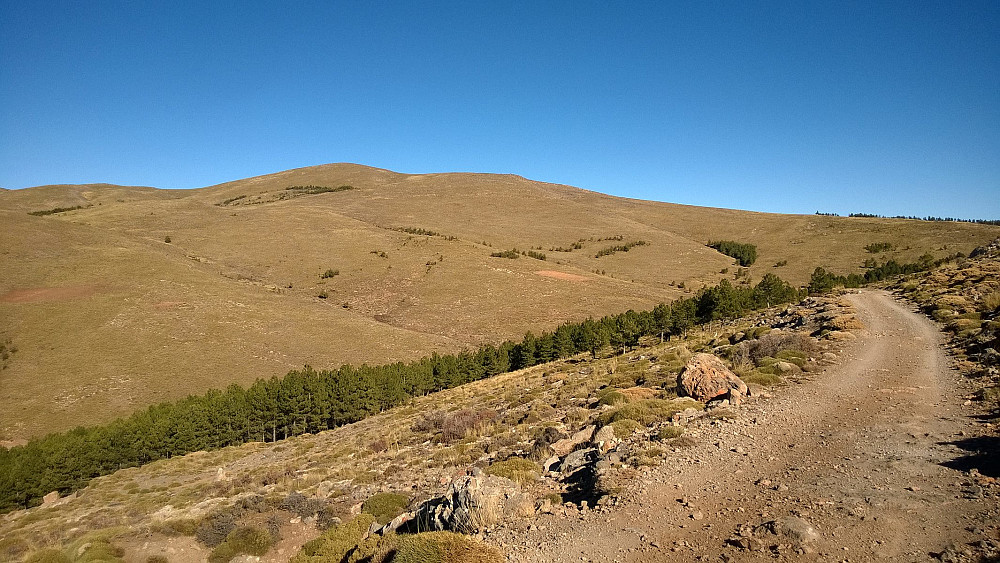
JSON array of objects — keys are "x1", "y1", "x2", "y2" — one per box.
[
  {"x1": 0, "y1": 286, "x2": 97, "y2": 303},
  {"x1": 535, "y1": 270, "x2": 589, "y2": 282}
]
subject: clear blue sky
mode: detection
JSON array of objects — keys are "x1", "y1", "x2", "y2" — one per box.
[{"x1": 2, "y1": 1, "x2": 997, "y2": 218}]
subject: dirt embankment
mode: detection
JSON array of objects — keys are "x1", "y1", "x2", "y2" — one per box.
[{"x1": 491, "y1": 290, "x2": 999, "y2": 562}]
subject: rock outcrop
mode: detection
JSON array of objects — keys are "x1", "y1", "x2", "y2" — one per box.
[
  {"x1": 408, "y1": 468, "x2": 533, "y2": 534},
  {"x1": 676, "y1": 353, "x2": 748, "y2": 404}
]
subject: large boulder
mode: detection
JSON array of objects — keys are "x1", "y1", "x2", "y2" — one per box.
[
  {"x1": 411, "y1": 469, "x2": 533, "y2": 534},
  {"x1": 676, "y1": 353, "x2": 748, "y2": 404}
]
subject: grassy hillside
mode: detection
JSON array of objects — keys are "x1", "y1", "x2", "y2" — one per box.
[{"x1": 1, "y1": 163, "x2": 996, "y2": 440}]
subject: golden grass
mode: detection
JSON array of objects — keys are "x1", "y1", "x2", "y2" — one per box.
[{"x1": 2, "y1": 163, "x2": 996, "y2": 443}]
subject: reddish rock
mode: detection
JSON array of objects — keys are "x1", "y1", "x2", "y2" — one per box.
[{"x1": 676, "y1": 353, "x2": 749, "y2": 404}]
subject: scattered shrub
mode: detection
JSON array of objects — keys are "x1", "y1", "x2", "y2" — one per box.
[
  {"x1": 654, "y1": 426, "x2": 684, "y2": 441},
  {"x1": 609, "y1": 419, "x2": 643, "y2": 438},
  {"x1": 321, "y1": 269, "x2": 339, "y2": 279},
  {"x1": 362, "y1": 492, "x2": 410, "y2": 525},
  {"x1": 146, "y1": 557, "x2": 169, "y2": 563},
  {"x1": 208, "y1": 526, "x2": 273, "y2": 563},
  {"x1": 164, "y1": 236, "x2": 171, "y2": 243},
  {"x1": 196, "y1": 512, "x2": 237, "y2": 547},
  {"x1": 440, "y1": 409, "x2": 496, "y2": 443},
  {"x1": 485, "y1": 458, "x2": 540, "y2": 484},
  {"x1": 596, "y1": 399, "x2": 701, "y2": 426},
  {"x1": 281, "y1": 491, "x2": 327, "y2": 519}
]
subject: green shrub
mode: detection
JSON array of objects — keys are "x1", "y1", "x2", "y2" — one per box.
[
  {"x1": 610, "y1": 419, "x2": 644, "y2": 438},
  {"x1": 485, "y1": 458, "x2": 540, "y2": 484},
  {"x1": 596, "y1": 389, "x2": 628, "y2": 406},
  {"x1": 361, "y1": 492, "x2": 410, "y2": 525},
  {"x1": 208, "y1": 526, "x2": 273, "y2": 563},
  {"x1": 25, "y1": 549, "x2": 70, "y2": 563},
  {"x1": 292, "y1": 514, "x2": 376, "y2": 563},
  {"x1": 596, "y1": 398, "x2": 701, "y2": 426},
  {"x1": 654, "y1": 426, "x2": 684, "y2": 441},
  {"x1": 742, "y1": 371, "x2": 783, "y2": 387}
]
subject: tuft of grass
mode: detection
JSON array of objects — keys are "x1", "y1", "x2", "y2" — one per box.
[
  {"x1": 981, "y1": 290, "x2": 1000, "y2": 313},
  {"x1": 377, "y1": 531, "x2": 506, "y2": 563},
  {"x1": 742, "y1": 371, "x2": 783, "y2": 387},
  {"x1": 485, "y1": 458, "x2": 540, "y2": 484},
  {"x1": 654, "y1": 426, "x2": 685, "y2": 441},
  {"x1": 596, "y1": 398, "x2": 702, "y2": 427},
  {"x1": 208, "y1": 526, "x2": 273, "y2": 563},
  {"x1": 291, "y1": 514, "x2": 376, "y2": 563},
  {"x1": 596, "y1": 389, "x2": 629, "y2": 406},
  {"x1": 609, "y1": 419, "x2": 643, "y2": 438},
  {"x1": 361, "y1": 492, "x2": 410, "y2": 525},
  {"x1": 25, "y1": 549, "x2": 70, "y2": 563}
]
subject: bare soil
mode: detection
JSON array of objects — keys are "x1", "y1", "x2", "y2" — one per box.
[{"x1": 491, "y1": 290, "x2": 999, "y2": 562}]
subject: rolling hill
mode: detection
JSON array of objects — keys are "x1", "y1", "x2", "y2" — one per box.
[{"x1": 1, "y1": 163, "x2": 996, "y2": 441}]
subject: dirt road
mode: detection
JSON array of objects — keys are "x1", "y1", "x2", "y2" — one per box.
[{"x1": 498, "y1": 291, "x2": 998, "y2": 562}]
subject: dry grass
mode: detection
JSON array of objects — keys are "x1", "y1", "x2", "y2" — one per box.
[{"x1": 2, "y1": 164, "x2": 996, "y2": 439}]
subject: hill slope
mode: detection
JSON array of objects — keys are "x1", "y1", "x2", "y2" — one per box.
[{"x1": 1, "y1": 163, "x2": 997, "y2": 440}]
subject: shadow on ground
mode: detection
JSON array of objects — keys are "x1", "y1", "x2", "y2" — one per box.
[{"x1": 940, "y1": 435, "x2": 1000, "y2": 478}]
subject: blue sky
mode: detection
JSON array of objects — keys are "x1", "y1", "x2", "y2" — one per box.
[{"x1": 1, "y1": 1, "x2": 997, "y2": 218}]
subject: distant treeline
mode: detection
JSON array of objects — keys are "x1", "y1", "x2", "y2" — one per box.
[
  {"x1": 285, "y1": 185, "x2": 354, "y2": 194},
  {"x1": 708, "y1": 240, "x2": 758, "y2": 266},
  {"x1": 0, "y1": 274, "x2": 803, "y2": 513},
  {"x1": 28, "y1": 204, "x2": 92, "y2": 216},
  {"x1": 808, "y1": 253, "x2": 963, "y2": 294},
  {"x1": 815, "y1": 211, "x2": 1000, "y2": 226},
  {"x1": 594, "y1": 240, "x2": 647, "y2": 258}
]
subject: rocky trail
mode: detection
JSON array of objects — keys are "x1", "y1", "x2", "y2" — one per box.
[{"x1": 491, "y1": 290, "x2": 999, "y2": 562}]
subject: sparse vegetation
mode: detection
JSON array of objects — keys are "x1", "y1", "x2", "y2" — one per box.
[
  {"x1": 808, "y1": 253, "x2": 963, "y2": 293},
  {"x1": 208, "y1": 526, "x2": 273, "y2": 563},
  {"x1": 864, "y1": 241, "x2": 896, "y2": 253},
  {"x1": 285, "y1": 185, "x2": 354, "y2": 194},
  {"x1": 163, "y1": 235, "x2": 171, "y2": 243},
  {"x1": 485, "y1": 458, "x2": 540, "y2": 484},
  {"x1": 321, "y1": 269, "x2": 339, "y2": 279},
  {"x1": 28, "y1": 205, "x2": 92, "y2": 216},
  {"x1": 490, "y1": 249, "x2": 520, "y2": 259},
  {"x1": 595, "y1": 240, "x2": 648, "y2": 258},
  {"x1": 707, "y1": 240, "x2": 758, "y2": 266},
  {"x1": 525, "y1": 250, "x2": 547, "y2": 261}
]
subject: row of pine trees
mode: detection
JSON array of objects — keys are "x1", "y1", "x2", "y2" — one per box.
[{"x1": 0, "y1": 274, "x2": 802, "y2": 512}]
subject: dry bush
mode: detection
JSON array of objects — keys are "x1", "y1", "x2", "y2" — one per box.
[
  {"x1": 440, "y1": 409, "x2": 497, "y2": 442},
  {"x1": 732, "y1": 333, "x2": 814, "y2": 366},
  {"x1": 485, "y1": 458, "x2": 540, "y2": 484},
  {"x1": 981, "y1": 290, "x2": 1000, "y2": 313}
]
